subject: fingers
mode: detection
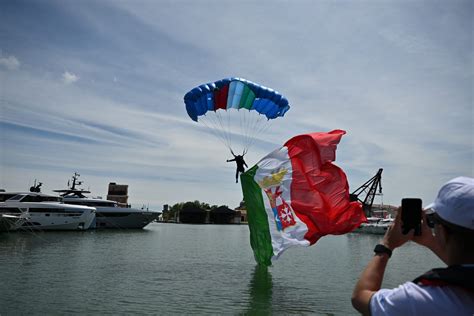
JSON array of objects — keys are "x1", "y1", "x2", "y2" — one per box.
[
  {"x1": 392, "y1": 207, "x2": 403, "y2": 229},
  {"x1": 382, "y1": 206, "x2": 414, "y2": 249},
  {"x1": 394, "y1": 206, "x2": 402, "y2": 220}
]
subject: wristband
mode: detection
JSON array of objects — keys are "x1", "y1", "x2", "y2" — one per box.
[{"x1": 374, "y1": 244, "x2": 392, "y2": 258}]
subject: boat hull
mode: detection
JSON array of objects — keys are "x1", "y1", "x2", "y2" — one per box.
[
  {"x1": 15, "y1": 210, "x2": 95, "y2": 231},
  {"x1": 0, "y1": 215, "x2": 26, "y2": 232},
  {"x1": 353, "y1": 224, "x2": 390, "y2": 235},
  {"x1": 95, "y1": 212, "x2": 160, "y2": 229}
]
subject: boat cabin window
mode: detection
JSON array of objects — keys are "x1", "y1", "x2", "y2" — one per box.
[
  {"x1": 66, "y1": 201, "x2": 115, "y2": 207},
  {"x1": 0, "y1": 194, "x2": 17, "y2": 202},
  {"x1": 89, "y1": 201, "x2": 116, "y2": 207},
  {"x1": 29, "y1": 208, "x2": 67, "y2": 213},
  {"x1": 7, "y1": 195, "x2": 26, "y2": 201},
  {"x1": 21, "y1": 195, "x2": 62, "y2": 203},
  {"x1": 0, "y1": 207, "x2": 22, "y2": 213}
]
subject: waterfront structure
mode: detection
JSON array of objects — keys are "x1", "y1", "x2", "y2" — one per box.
[
  {"x1": 178, "y1": 204, "x2": 242, "y2": 224},
  {"x1": 211, "y1": 206, "x2": 241, "y2": 224},
  {"x1": 235, "y1": 201, "x2": 247, "y2": 223},
  {"x1": 107, "y1": 182, "x2": 129, "y2": 207},
  {"x1": 179, "y1": 205, "x2": 209, "y2": 224}
]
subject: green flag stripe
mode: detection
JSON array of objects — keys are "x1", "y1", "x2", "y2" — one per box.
[
  {"x1": 241, "y1": 165, "x2": 273, "y2": 266},
  {"x1": 241, "y1": 87, "x2": 255, "y2": 110},
  {"x1": 238, "y1": 85, "x2": 251, "y2": 109}
]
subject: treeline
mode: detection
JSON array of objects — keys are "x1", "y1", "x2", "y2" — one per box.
[{"x1": 161, "y1": 200, "x2": 227, "y2": 222}]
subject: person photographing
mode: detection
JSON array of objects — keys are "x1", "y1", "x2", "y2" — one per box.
[{"x1": 352, "y1": 176, "x2": 474, "y2": 315}]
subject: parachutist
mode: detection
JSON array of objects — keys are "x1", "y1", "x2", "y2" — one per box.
[{"x1": 227, "y1": 153, "x2": 248, "y2": 183}]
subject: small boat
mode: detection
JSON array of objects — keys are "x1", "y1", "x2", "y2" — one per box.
[{"x1": 353, "y1": 216, "x2": 394, "y2": 235}]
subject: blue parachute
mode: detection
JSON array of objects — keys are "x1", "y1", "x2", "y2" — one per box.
[{"x1": 184, "y1": 77, "x2": 290, "y2": 154}]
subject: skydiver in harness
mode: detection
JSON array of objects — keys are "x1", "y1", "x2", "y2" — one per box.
[{"x1": 227, "y1": 150, "x2": 248, "y2": 183}]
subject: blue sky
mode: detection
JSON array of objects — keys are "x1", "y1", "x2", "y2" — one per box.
[{"x1": 0, "y1": 0, "x2": 472, "y2": 210}]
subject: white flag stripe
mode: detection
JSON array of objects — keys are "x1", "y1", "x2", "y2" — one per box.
[{"x1": 255, "y1": 146, "x2": 310, "y2": 261}]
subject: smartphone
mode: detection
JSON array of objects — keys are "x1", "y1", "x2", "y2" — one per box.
[{"x1": 401, "y1": 198, "x2": 422, "y2": 236}]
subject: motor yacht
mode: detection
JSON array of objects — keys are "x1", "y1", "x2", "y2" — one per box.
[
  {"x1": 0, "y1": 192, "x2": 96, "y2": 231},
  {"x1": 54, "y1": 173, "x2": 161, "y2": 229},
  {"x1": 352, "y1": 216, "x2": 394, "y2": 235}
]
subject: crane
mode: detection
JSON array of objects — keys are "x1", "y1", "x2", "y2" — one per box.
[{"x1": 350, "y1": 168, "x2": 383, "y2": 217}]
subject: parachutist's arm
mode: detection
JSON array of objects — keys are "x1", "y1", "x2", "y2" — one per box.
[
  {"x1": 244, "y1": 161, "x2": 248, "y2": 167},
  {"x1": 227, "y1": 158, "x2": 236, "y2": 162}
]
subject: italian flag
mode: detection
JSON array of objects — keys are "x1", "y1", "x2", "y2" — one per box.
[{"x1": 241, "y1": 130, "x2": 366, "y2": 266}]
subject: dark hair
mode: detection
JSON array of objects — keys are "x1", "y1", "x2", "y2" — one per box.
[
  {"x1": 434, "y1": 213, "x2": 474, "y2": 253},
  {"x1": 449, "y1": 229, "x2": 474, "y2": 253}
]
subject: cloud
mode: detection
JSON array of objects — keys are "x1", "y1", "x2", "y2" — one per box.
[
  {"x1": 1, "y1": 1, "x2": 472, "y2": 210},
  {"x1": 0, "y1": 54, "x2": 20, "y2": 70},
  {"x1": 62, "y1": 71, "x2": 79, "y2": 84}
]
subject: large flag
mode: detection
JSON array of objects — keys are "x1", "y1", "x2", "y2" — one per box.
[{"x1": 241, "y1": 130, "x2": 366, "y2": 266}]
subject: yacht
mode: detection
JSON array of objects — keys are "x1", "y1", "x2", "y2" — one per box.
[
  {"x1": 54, "y1": 173, "x2": 161, "y2": 229},
  {"x1": 0, "y1": 192, "x2": 96, "y2": 231},
  {"x1": 353, "y1": 216, "x2": 394, "y2": 235}
]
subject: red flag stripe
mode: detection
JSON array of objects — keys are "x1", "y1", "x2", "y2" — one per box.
[
  {"x1": 286, "y1": 130, "x2": 365, "y2": 244},
  {"x1": 214, "y1": 84, "x2": 229, "y2": 110}
]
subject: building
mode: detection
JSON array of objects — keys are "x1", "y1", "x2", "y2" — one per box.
[
  {"x1": 210, "y1": 206, "x2": 241, "y2": 224},
  {"x1": 179, "y1": 207, "x2": 210, "y2": 224},
  {"x1": 235, "y1": 201, "x2": 247, "y2": 223},
  {"x1": 107, "y1": 182, "x2": 129, "y2": 207}
]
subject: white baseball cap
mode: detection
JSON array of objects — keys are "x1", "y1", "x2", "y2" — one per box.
[{"x1": 426, "y1": 176, "x2": 474, "y2": 231}]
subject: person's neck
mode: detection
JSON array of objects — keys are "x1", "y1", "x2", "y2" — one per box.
[{"x1": 446, "y1": 249, "x2": 474, "y2": 266}]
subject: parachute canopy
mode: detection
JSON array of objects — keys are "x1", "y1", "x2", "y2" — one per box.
[
  {"x1": 184, "y1": 77, "x2": 290, "y2": 122},
  {"x1": 183, "y1": 77, "x2": 290, "y2": 154}
]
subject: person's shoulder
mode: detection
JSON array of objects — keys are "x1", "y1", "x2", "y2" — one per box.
[{"x1": 371, "y1": 281, "x2": 474, "y2": 316}]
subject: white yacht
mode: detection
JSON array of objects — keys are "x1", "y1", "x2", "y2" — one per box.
[
  {"x1": 54, "y1": 173, "x2": 161, "y2": 229},
  {"x1": 0, "y1": 192, "x2": 96, "y2": 231},
  {"x1": 353, "y1": 216, "x2": 394, "y2": 235}
]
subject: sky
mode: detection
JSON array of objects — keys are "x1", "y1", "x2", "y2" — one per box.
[{"x1": 0, "y1": 0, "x2": 472, "y2": 211}]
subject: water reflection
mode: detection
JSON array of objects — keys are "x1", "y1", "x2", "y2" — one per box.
[{"x1": 245, "y1": 264, "x2": 273, "y2": 315}]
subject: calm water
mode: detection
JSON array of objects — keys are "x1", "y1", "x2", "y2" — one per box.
[{"x1": 0, "y1": 223, "x2": 443, "y2": 315}]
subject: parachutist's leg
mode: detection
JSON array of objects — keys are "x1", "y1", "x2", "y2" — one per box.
[{"x1": 236, "y1": 170, "x2": 239, "y2": 183}]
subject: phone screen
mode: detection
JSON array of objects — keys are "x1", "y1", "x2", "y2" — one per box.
[{"x1": 401, "y1": 198, "x2": 422, "y2": 235}]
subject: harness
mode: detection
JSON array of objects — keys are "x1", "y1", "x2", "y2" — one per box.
[{"x1": 413, "y1": 265, "x2": 474, "y2": 292}]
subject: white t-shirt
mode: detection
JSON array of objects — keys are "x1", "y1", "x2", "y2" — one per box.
[{"x1": 370, "y1": 281, "x2": 474, "y2": 316}]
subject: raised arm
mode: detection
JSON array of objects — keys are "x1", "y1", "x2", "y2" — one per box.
[
  {"x1": 352, "y1": 209, "x2": 413, "y2": 315},
  {"x1": 351, "y1": 250, "x2": 390, "y2": 315}
]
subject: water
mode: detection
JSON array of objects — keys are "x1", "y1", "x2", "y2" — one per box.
[{"x1": 0, "y1": 224, "x2": 443, "y2": 315}]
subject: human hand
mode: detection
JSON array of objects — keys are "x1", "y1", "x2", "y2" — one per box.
[
  {"x1": 411, "y1": 210, "x2": 436, "y2": 250},
  {"x1": 382, "y1": 207, "x2": 413, "y2": 250}
]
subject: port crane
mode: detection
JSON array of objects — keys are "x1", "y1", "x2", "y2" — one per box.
[{"x1": 350, "y1": 168, "x2": 383, "y2": 217}]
